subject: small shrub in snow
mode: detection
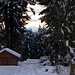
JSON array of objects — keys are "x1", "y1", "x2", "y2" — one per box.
[
  {"x1": 39, "y1": 56, "x2": 51, "y2": 66},
  {"x1": 39, "y1": 56, "x2": 50, "y2": 63}
]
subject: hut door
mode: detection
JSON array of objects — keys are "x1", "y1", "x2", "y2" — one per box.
[{"x1": 2, "y1": 57, "x2": 8, "y2": 65}]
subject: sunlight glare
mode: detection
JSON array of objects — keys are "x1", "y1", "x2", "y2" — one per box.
[{"x1": 25, "y1": 4, "x2": 46, "y2": 32}]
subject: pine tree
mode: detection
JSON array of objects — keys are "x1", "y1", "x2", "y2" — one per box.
[
  {"x1": 0, "y1": 0, "x2": 36, "y2": 49},
  {"x1": 37, "y1": 0, "x2": 75, "y2": 66}
]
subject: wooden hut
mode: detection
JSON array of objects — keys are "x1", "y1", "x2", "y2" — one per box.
[{"x1": 0, "y1": 48, "x2": 21, "y2": 65}]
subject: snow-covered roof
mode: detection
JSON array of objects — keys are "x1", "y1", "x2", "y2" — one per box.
[{"x1": 0, "y1": 48, "x2": 21, "y2": 58}]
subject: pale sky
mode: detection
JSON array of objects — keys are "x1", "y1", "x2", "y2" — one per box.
[{"x1": 25, "y1": 4, "x2": 46, "y2": 32}]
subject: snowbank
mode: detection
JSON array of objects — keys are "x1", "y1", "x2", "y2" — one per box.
[{"x1": 0, "y1": 59, "x2": 70, "y2": 75}]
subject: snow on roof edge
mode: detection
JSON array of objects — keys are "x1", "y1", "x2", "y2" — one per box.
[{"x1": 0, "y1": 48, "x2": 21, "y2": 58}]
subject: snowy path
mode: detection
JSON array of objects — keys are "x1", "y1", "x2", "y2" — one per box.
[
  {"x1": 15, "y1": 63, "x2": 58, "y2": 75},
  {"x1": 0, "y1": 59, "x2": 70, "y2": 75},
  {"x1": 0, "y1": 66, "x2": 20, "y2": 75}
]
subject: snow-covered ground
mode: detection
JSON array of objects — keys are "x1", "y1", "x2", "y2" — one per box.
[{"x1": 0, "y1": 59, "x2": 70, "y2": 75}]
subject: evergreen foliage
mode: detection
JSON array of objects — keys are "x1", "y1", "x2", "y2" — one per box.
[
  {"x1": 37, "y1": 0, "x2": 75, "y2": 65},
  {"x1": 21, "y1": 27, "x2": 51, "y2": 60},
  {"x1": 0, "y1": 0, "x2": 36, "y2": 49}
]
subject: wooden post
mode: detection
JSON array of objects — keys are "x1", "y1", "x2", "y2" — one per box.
[{"x1": 70, "y1": 63, "x2": 75, "y2": 75}]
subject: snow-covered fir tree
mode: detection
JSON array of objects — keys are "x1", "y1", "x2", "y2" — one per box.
[
  {"x1": 37, "y1": 0, "x2": 75, "y2": 66},
  {"x1": 0, "y1": 0, "x2": 36, "y2": 49}
]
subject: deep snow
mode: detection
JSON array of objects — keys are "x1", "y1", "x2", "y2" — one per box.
[{"x1": 0, "y1": 59, "x2": 70, "y2": 75}]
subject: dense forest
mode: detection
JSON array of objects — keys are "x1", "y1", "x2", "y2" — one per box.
[{"x1": 0, "y1": 0, "x2": 75, "y2": 70}]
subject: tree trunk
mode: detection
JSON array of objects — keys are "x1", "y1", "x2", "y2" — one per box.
[
  {"x1": 4, "y1": 5, "x2": 11, "y2": 48},
  {"x1": 70, "y1": 63, "x2": 75, "y2": 75},
  {"x1": 4, "y1": 3, "x2": 14, "y2": 49}
]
